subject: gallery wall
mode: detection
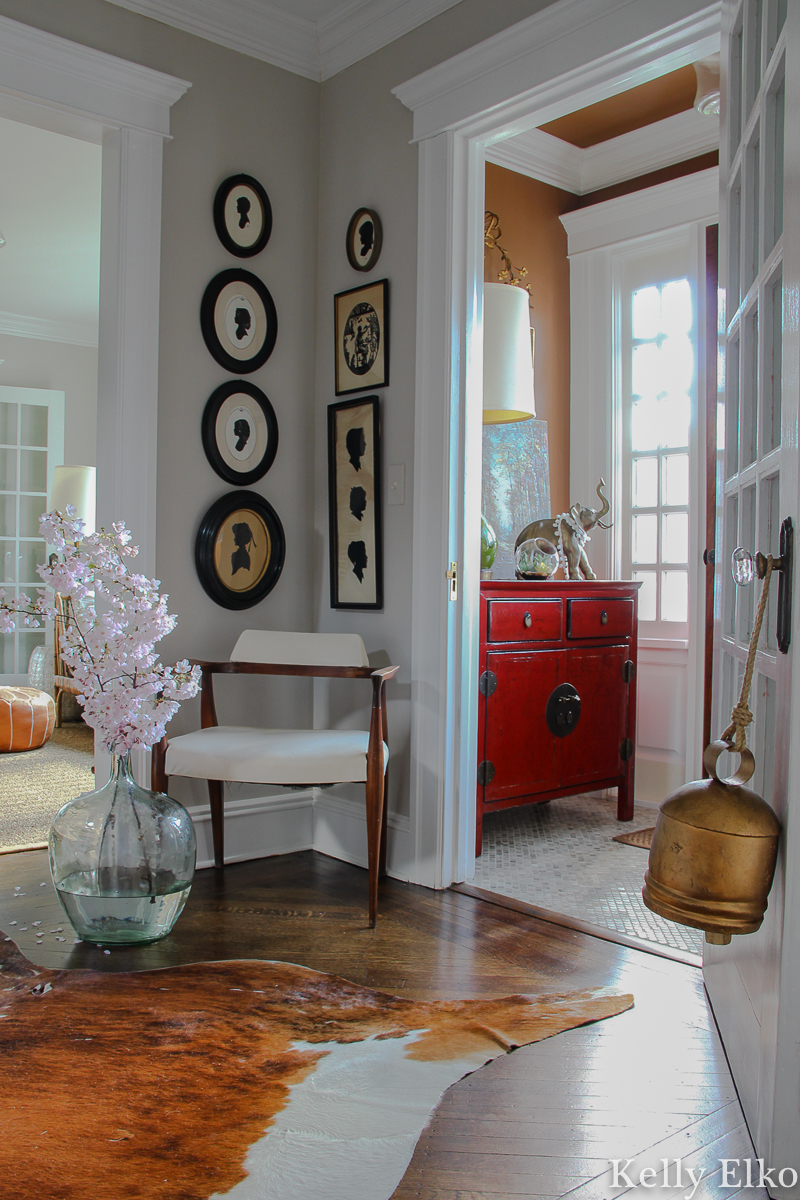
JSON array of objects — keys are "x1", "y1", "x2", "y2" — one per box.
[{"x1": 0, "y1": 0, "x2": 566, "y2": 837}]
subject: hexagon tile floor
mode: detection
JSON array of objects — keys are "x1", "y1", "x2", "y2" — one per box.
[{"x1": 471, "y1": 792, "x2": 704, "y2": 956}]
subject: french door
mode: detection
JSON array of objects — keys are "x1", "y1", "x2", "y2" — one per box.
[{"x1": 706, "y1": 0, "x2": 800, "y2": 1184}]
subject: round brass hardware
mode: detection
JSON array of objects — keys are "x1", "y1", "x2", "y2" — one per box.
[
  {"x1": 524, "y1": 612, "x2": 532, "y2": 628},
  {"x1": 600, "y1": 610, "x2": 608, "y2": 625}
]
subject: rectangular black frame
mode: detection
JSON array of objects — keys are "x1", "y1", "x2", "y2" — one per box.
[
  {"x1": 328, "y1": 396, "x2": 383, "y2": 610},
  {"x1": 334, "y1": 279, "x2": 389, "y2": 396}
]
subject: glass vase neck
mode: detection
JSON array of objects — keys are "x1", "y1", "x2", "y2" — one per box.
[{"x1": 108, "y1": 750, "x2": 135, "y2": 783}]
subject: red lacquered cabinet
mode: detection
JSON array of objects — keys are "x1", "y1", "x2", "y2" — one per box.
[{"x1": 476, "y1": 579, "x2": 640, "y2": 854}]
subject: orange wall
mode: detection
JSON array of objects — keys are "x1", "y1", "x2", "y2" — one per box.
[{"x1": 484, "y1": 164, "x2": 576, "y2": 517}]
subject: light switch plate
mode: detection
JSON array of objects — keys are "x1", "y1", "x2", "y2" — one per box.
[{"x1": 387, "y1": 464, "x2": 405, "y2": 506}]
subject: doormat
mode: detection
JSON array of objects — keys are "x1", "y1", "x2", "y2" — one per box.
[
  {"x1": 0, "y1": 935, "x2": 632, "y2": 1200},
  {"x1": 613, "y1": 826, "x2": 655, "y2": 849}
]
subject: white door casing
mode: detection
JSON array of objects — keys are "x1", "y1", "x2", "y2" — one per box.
[
  {"x1": 394, "y1": 0, "x2": 721, "y2": 888},
  {"x1": 0, "y1": 15, "x2": 189, "y2": 782},
  {"x1": 705, "y1": 0, "x2": 800, "y2": 1184}
]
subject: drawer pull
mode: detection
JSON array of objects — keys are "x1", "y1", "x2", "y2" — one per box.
[
  {"x1": 600, "y1": 610, "x2": 608, "y2": 625},
  {"x1": 523, "y1": 612, "x2": 532, "y2": 628}
]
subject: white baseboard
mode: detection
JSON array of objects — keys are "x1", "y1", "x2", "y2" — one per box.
[{"x1": 189, "y1": 786, "x2": 413, "y2": 879}]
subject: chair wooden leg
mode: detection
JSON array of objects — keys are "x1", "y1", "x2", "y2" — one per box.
[
  {"x1": 379, "y1": 764, "x2": 389, "y2": 877},
  {"x1": 365, "y1": 767, "x2": 385, "y2": 928},
  {"x1": 208, "y1": 779, "x2": 225, "y2": 869},
  {"x1": 54, "y1": 688, "x2": 63, "y2": 729}
]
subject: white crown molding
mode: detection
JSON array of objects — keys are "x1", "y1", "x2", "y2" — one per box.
[
  {"x1": 0, "y1": 13, "x2": 190, "y2": 136},
  {"x1": 394, "y1": 0, "x2": 721, "y2": 143},
  {"x1": 580, "y1": 107, "x2": 718, "y2": 190},
  {"x1": 486, "y1": 108, "x2": 719, "y2": 195},
  {"x1": 487, "y1": 127, "x2": 583, "y2": 191},
  {"x1": 104, "y1": 0, "x2": 320, "y2": 81},
  {"x1": 103, "y1": 0, "x2": 461, "y2": 81},
  {"x1": 559, "y1": 165, "x2": 719, "y2": 253},
  {"x1": 317, "y1": 0, "x2": 461, "y2": 81},
  {"x1": 0, "y1": 310, "x2": 98, "y2": 347}
]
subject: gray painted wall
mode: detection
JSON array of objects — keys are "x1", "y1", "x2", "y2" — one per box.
[{"x1": 314, "y1": 0, "x2": 560, "y2": 820}]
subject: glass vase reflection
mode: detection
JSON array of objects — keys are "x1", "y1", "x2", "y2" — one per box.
[
  {"x1": 515, "y1": 537, "x2": 559, "y2": 580},
  {"x1": 49, "y1": 751, "x2": 196, "y2": 945}
]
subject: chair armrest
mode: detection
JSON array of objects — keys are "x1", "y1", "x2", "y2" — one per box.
[
  {"x1": 189, "y1": 659, "x2": 374, "y2": 679},
  {"x1": 371, "y1": 665, "x2": 399, "y2": 683}
]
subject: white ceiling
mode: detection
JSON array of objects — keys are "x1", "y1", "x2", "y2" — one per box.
[
  {"x1": 0, "y1": 115, "x2": 101, "y2": 346},
  {"x1": 104, "y1": 0, "x2": 462, "y2": 81}
]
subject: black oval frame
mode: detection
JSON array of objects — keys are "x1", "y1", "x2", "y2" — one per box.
[
  {"x1": 195, "y1": 490, "x2": 285, "y2": 609},
  {"x1": 346, "y1": 208, "x2": 383, "y2": 272},
  {"x1": 213, "y1": 174, "x2": 272, "y2": 258},
  {"x1": 202, "y1": 380, "x2": 278, "y2": 486},
  {"x1": 200, "y1": 269, "x2": 278, "y2": 374}
]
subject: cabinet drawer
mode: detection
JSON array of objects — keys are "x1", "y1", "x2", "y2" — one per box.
[
  {"x1": 487, "y1": 599, "x2": 562, "y2": 643},
  {"x1": 567, "y1": 598, "x2": 633, "y2": 639}
]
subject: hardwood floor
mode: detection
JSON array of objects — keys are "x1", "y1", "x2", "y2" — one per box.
[{"x1": 0, "y1": 848, "x2": 764, "y2": 1199}]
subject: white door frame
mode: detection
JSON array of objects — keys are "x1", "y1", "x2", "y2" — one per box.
[
  {"x1": 393, "y1": 0, "x2": 721, "y2": 888},
  {"x1": 0, "y1": 14, "x2": 190, "y2": 577}
]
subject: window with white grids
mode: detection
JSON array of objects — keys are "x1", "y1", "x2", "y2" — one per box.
[
  {"x1": 0, "y1": 388, "x2": 64, "y2": 677},
  {"x1": 618, "y1": 244, "x2": 696, "y2": 642}
]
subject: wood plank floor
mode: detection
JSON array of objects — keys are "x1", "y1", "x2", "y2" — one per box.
[{"x1": 0, "y1": 848, "x2": 765, "y2": 1200}]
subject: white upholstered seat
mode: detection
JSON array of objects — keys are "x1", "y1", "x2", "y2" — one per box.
[
  {"x1": 165, "y1": 726, "x2": 389, "y2": 785},
  {"x1": 153, "y1": 629, "x2": 398, "y2": 927}
]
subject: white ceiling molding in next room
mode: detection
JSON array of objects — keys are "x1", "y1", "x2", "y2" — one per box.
[
  {"x1": 486, "y1": 106, "x2": 719, "y2": 194},
  {"x1": 104, "y1": 0, "x2": 462, "y2": 80}
]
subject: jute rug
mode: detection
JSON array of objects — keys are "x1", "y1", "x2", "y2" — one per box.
[
  {"x1": 0, "y1": 722, "x2": 94, "y2": 853},
  {"x1": 612, "y1": 826, "x2": 655, "y2": 849},
  {"x1": 0, "y1": 936, "x2": 633, "y2": 1200}
]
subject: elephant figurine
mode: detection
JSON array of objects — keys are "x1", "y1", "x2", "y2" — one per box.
[{"x1": 515, "y1": 480, "x2": 612, "y2": 580}]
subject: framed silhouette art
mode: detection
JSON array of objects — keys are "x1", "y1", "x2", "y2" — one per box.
[
  {"x1": 334, "y1": 279, "x2": 388, "y2": 396},
  {"x1": 202, "y1": 380, "x2": 278, "y2": 486},
  {"x1": 327, "y1": 396, "x2": 383, "y2": 610},
  {"x1": 195, "y1": 490, "x2": 285, "y2": 609},
  {"x1": 213, "y1": 174, "x2": 272, "y2": 258},
  {"x1": 346, "y1": 208, "x2": 382, "y2": 272},
  {"x1": 201, "y1": 269, "x2": 277, "y2": 374}
]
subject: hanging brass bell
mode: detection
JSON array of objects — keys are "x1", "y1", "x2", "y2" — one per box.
[{"x1": 642, "y1": 741, "x2": 781, "y2": 945}]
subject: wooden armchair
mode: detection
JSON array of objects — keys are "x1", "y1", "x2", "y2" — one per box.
[
  {"x1": 152, "y1": 630, "x2": 398, "y2": 927},
  {"x1": 53, "y1": 592, "x2": 83, "y2": 727}
]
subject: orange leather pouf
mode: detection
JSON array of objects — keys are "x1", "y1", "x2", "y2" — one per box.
[{"x1": 0, "y1": 686, "x2": 56, "y2": 752}]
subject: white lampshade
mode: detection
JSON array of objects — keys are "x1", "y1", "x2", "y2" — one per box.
[
  {"x1": 49, "y1": 465, "x2": 96, "y2": 534},
  {"x1": 483, "y1": 282, "x2": 536, "y2": 423}
]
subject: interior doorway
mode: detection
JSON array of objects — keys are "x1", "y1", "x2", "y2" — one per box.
[
  {"x1": 0, "y1": 113, "x2": 101, "y2": 686},
  {"x1": 393, "y1": 2, "x2": 721, "y2": 898},
  {"x1": 471, "y1": 88, "x2": 718, "y2": 956}
]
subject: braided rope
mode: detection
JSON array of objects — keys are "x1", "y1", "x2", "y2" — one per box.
[{"x1": 721, "y1": 555, "x2": 775, "y2": 752}]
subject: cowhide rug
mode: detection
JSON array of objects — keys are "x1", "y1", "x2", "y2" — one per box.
[{"x1": 0, "y1": 935, "x2": 632, "y2": 1200}]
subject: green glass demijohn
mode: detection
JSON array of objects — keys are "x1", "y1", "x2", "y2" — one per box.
[{"x1": 49, "y1": 751, "x2": 196, "y2": 945}]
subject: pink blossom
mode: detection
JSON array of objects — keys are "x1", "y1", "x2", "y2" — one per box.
[{"x1": 0, "y1": 510, "x2": 200, "y2": 752}]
